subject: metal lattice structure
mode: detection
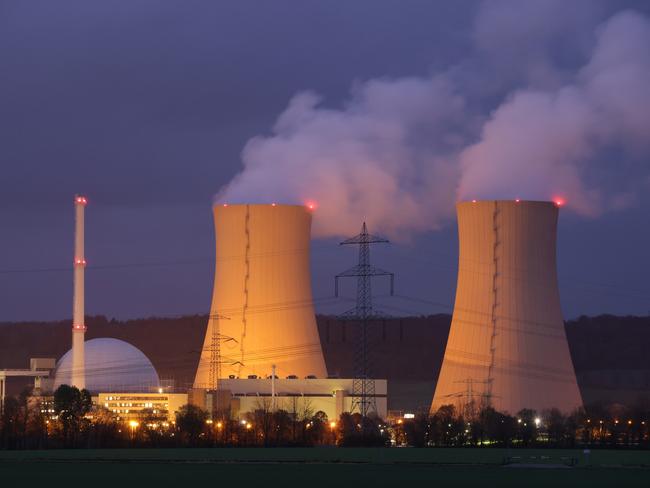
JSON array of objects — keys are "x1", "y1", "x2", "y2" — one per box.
[
  {"x1": 207, "y1": 313, "x2": 234, "y2": 389},
  {"x1": 335, "y1": 222, "x2": 394, "y2": 417}
]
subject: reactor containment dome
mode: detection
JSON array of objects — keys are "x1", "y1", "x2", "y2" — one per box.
[
  {"x1": 431, "y1": 200, "x2": 582, "y2": 415},
  {"x1": 54, "y1": 338, "x2": 160, "y2": 393}
]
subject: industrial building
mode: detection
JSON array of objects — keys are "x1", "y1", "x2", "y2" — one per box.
[
  {"x1": 190, "y1": 378, "x2": 388, "y2": 421},
  {"x1": 194, "y1": 204, "x2": 328, "y2": 387},
  {"x1": 96, "y1": 392, "x2": 187, "y2": 422},
  {"x1": 431, "y1": 200, "x2": 583, "y2": 415},
  {"x1": 1, "y1": 358, "x2": 55, "y2": 410}
]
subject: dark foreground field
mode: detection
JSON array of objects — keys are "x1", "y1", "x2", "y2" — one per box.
[{"x1": 1, "y1": 448, "x2": 649, "y2": 487}]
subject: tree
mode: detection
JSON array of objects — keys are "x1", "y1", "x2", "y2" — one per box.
[
  {"x1": 545, "y1": 408, "x2": 569, "y2": 447},
  {"x1": 175, "y1": 404, "x2": 208, "y2": 445},
  {"x1": 53, "y1": 384, "x2": 92, "y2": 447},
  {"x1": 0, "y1": 397, "x2": 21, "y2": 449},
  {"x1": 515, "y1": 408, "x2": 538, "y2": 447},
  {"x1": 403, "y1": 413, "x2": 429, "y2": 447}
]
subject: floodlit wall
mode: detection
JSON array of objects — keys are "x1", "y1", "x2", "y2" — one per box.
[
  {"x1": 194, "y1": 204, "x2": 327, "y2": 387},
  {"x1": 431, "y1": 200, "x2": 582, "y2": 415},
  {"x1": 218, "y1": 378, "x2": 388, "y2": 420}
]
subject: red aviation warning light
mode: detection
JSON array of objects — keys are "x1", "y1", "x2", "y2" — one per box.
[
  {"x1": 75, "y1": 196, "x2": 87, "y2": 205},
  {"x1": 306, "y1": 201, "x2": 317, "y2": 210},
  {"x1": 553, "y1": 197, "x2": 565, "y2": 207}
]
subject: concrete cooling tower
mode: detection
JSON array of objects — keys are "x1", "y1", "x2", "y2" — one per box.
[
  {"x1": 431, "y1": 200, "x2": 582, "y2": 415},
  {"x1": 194, "y1": 204, "x2": 327, "y2": 388}
]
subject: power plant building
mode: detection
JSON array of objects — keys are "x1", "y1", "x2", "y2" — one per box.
[
  {"x1": 194, "y1": 204, "x2": 328, "y2": 387},
  {"x1": 191, "y1": 378, "x2": 388, "y2": 421},
  {"x1": 431, "y1": 200, "x2": 582, "y2": 415},
  {"x1": 96, "y1": 392, "x2": 187, "y2": 422}
]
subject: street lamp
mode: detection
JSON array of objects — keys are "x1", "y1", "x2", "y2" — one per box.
[{"x1": 129, "y1": 420, "x2": 139, "y2": 440}]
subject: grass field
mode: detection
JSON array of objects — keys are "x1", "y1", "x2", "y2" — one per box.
[{"x1": 1, "y1": 448, "x2": 648, "y2": 487}]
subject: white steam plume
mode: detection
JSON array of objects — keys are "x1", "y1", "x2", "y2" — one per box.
[{"x1": 219, "y1": 7, "x2": 650, "y2": 240}]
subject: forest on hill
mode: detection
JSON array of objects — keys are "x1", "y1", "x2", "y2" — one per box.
[{"x1": 1, "y1": 314, "x2": 648, "y2": 405}]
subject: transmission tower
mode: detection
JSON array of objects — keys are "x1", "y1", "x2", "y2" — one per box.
[
  {"x1": 335, "y1": 222, "x2": 394, "y2": 417},
  {"x1": 207, "y1": 313, "x2": 234, "y2": 389}
]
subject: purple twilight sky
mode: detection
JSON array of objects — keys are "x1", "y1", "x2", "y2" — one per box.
[{"x1": 1, "y1": 0, "x2": 649, "y2": 322}]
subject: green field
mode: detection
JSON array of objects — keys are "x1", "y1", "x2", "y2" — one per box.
[{"x1": 1, "y1": 448, "x2": 649, "y2": 487}]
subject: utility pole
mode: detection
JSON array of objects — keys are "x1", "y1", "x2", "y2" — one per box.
[{"x1": 335, "y1": 222, "x2": 394, "y2": 418}]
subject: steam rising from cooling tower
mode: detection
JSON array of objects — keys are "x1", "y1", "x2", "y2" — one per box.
[
  {"x1": 71, "y1": 195, "x2": 87, "y2": 390},
  {"x1": 431, "y1": 200, "x2": 582, "y2": 414},
  {"x1": 194, "y1": 204, "x2": 327, "y2": 388},
  {"x1": 219, "y1": 10, "x2": 650, "y2": 239}
]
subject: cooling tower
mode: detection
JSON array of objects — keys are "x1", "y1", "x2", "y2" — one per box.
[
  {"x1": 431, "y1": 200, "x2": 582, "y2": 415},
  {"x1": 194, "y1": 204, "x2": 327, "y2": 388}
]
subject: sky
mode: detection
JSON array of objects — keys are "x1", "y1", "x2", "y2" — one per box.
[{"x1": 1, "y1": 0, "x2": 649, "y2": 322}]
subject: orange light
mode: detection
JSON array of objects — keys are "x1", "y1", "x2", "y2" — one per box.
[{"x1": 329, "y1": 421, "x2": 336, "y2": 429}]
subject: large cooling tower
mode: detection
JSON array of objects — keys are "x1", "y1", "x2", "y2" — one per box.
[
  {"x1": 431, "y1": 200, "x2": 582, "y2": 415},
  {"x1": 194, "y1": 204, "x2": 327, "y2": 388}
]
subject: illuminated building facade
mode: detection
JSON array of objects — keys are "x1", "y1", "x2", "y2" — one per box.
[{"x1": 96, "y1": 392, "x2": 188, "y2": 422}]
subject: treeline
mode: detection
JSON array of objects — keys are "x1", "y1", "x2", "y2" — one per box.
[
  {"x1": 1, "y1": 385, "x2": 648, "y2": 449},
  {"x1": 0, "y1": 386, "x2": 388, "y2": 449},
  {"x1": 402, "y1": 402, "x2": 650, "y2": 448}
]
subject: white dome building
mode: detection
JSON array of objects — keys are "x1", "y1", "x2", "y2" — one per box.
[{"x1": 54, "y1": 338, "x2": 160, "y2": 393}]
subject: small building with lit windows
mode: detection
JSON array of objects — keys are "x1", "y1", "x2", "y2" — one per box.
[{"x1": 96, "y1": 392, "x2": 187, "y2": 422}]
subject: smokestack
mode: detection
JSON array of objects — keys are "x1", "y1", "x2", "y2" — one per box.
[
  {"x1": 71, "y1": 195, "x2": 87, "y2": 390},
  {"x1": 194, "y1": 204, "x2": 327, "y2": 388},
  {"x1": 431, "y1": 200, "x2": 582, "y2": 415}
]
